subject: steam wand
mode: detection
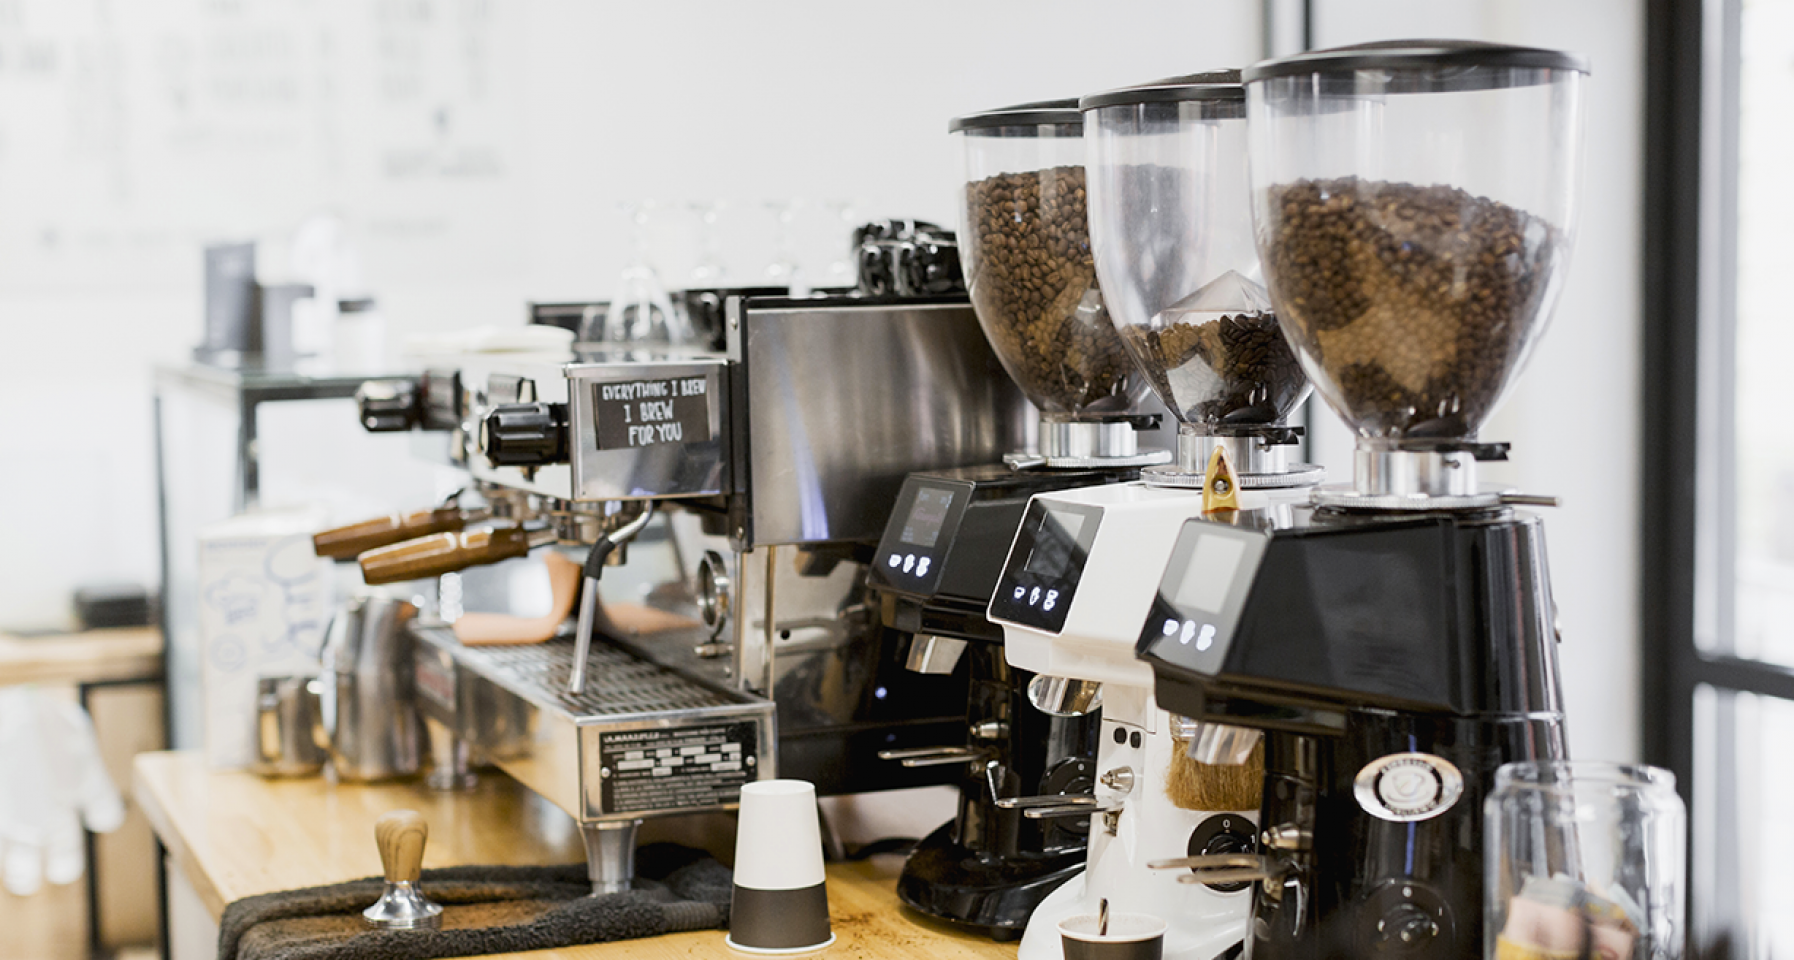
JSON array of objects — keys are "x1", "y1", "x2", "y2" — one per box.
[{"x1": 568, "y1": 502, "x2": 656, "y2": 696}]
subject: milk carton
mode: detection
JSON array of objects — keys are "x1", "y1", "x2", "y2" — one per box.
[{"x1": 197, "y1": 507, "x2": 331, "y2": 768}]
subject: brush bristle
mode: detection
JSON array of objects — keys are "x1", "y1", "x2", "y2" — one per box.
[{"x1": 1164, "y1": 738, "x2": 1264, "y2": 812}]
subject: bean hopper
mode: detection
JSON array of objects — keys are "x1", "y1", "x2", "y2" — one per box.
[
  {"x1": 984, "y1": 72, "x2": 1323, "y2": 960},
  {"x1": 1134, "y1": 41, "x2": 1588, "y2": 960},
  {"x1": 859, "y1": 100, "x2": 1176, "y2": 939}
]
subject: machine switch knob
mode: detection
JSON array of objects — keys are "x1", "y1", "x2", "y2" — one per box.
[
  {"x1": 357, "y1": 379, "x2": 420, "y2": 432},
  {"x1": 1099, "y1": 766, "x2": 1136, "y2": 794},
  {"x1": 482, "y1": 402, "x2": 569, "y2": 467}
]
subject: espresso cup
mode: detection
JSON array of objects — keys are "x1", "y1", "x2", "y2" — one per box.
[{"x1": 1059, "y1": 912, "x2": 1168, "y2": 960}]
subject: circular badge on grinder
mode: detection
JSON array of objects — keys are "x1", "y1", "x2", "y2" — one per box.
[{"x1": 1353, "y1": 753, "x2": 1464, "y2": 822}]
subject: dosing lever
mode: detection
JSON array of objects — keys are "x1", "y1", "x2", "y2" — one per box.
[
  {"x1": 1147, "y1": 852, "x2": 1288, "y2": 886},
  {"x1": 876, "y1": 746, "x2": 986, "y2": 768}
]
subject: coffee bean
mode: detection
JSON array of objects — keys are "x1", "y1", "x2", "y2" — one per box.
[
  {"x1": 1121, "y1": 312, "x2": 1306, "y2": 427},
  {"x1": 1263, "y1": 177, "x2": 1560, "y2": 438},
  {"x1": 965, "y1": 166, "x2": 1134, "y2": 414}
]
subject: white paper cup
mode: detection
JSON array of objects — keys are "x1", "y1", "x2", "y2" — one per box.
[
  {"x1": 727, "y1": 780, "x2": 834, "y2": 954},
  {"x1": 1059, "y1": 913, "x2": 1167, "y2": 960}
]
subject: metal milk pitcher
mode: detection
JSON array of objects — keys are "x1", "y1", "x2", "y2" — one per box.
[{"x1": 320, "y1": 594, "x2": 423, "y2": 780}]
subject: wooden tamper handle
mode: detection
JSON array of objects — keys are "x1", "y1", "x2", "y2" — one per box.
[
  {"x1": 375, "y1": 809, "x2": 429, "y2": 884},
  {"x1": 358, "y1": 526, "x2": 535, "y2": 584},
  {"x1": 313, "y1": 507, "x2": 469, "y2": 560},
  {"x1": 363, "y1": 809, "x2": 442, "y2": 929}
]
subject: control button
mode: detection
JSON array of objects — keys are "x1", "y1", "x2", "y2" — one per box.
[
  {"x1": 1043, "y1": 589, "x2": 1059, "y2": 612},
  {"x1": 1196, "y1": 624, "x2": 1217, "y2": 651},
  {"x1": 1029, "y1": 586, "x2": 1042, "y2": 606},
  {"x1": 887, "y1": 553, "x2": 902, "y2": 569},
  {"x1": 903, "y1": 554, "x2": 916, "y2": 573},
  {"x1": 1162, "y1": 618, "x2": 1178, "y2": 636},
  {"x1": 1013, "y1": 586, "x2": 1026, "y2": 601},
  {"x1": 1180, "y1": 620, "x2": 1197, "y2": 645},
  {"x1": 916, "y1": 557, "x2": 931, "y2": 577}
]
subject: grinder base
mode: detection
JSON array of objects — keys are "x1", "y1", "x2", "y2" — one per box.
[{"x1": 895, "y1": 821, "x2": 1084, "y2": 941}]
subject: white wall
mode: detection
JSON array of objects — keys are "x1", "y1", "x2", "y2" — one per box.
[
  {"x1": 1308, "y1": 1, "x2": 1647, "y2": 765},
  {"x1": 0, "y1": 0, "x2": 1265, "y2": 628}
]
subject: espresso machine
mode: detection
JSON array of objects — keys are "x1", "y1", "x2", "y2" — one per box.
[
  {"x1": 855, "y1": 100, "x2": 1189, "y2": 939},
  {"x1": 982, "y1": 72, "x2": 1327, "y2": 960},
  {"x1": 1134, "y1": 42, "x2": 1589, "y2": 960},
  {"x1": 324, "y1": 289, "x2": 1033, "y2": 894}
]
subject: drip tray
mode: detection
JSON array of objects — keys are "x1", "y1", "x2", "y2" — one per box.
[{"x1": 411, "y1": 625, "x2": 776, "y2": 823}]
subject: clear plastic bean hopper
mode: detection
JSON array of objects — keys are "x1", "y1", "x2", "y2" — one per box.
[
  {"x1": 951, "y1": 100, "x2": 1169, "y2": 469},
  {"x1": 1084, "y1": 70, "x2": 1319, "y2": 489},
  {"x1": 1245, "y1": 40, "x2": 1585, "y2": 509}
]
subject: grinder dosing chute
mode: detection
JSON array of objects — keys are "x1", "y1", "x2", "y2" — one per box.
[
  {"x1": 1244, "y1": 41, "x2": 1588, "y2": 508},
  {"x1": 1082, "y1": 71, "x2": 1318, "y2": 488},
  {"x1": 951, "y1": 100, "x2": 1168, "y2": 468}
]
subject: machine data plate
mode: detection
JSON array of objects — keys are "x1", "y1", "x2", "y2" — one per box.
[{"x1": 598, "y1": 721, "x2": 760, "y2": 814}]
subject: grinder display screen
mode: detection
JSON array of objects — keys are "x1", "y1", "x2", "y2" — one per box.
[
  {"x1": 988, "y1": 498, "x2": 1103, "y2": 635},
  {"x1": 1175, "y1": 534, "x2": 1249, "y2": 614},
  {"x1": 1137, "y1": 519, "x2": 1270, "y2": 676},
  {"x1": 900, "y1": 487, "x2": 956, "y2": 548},
  {"x1": 1024, "y1": 507, "x2": 1090, "y2": 577}
]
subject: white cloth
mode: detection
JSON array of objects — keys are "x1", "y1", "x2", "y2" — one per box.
[{"x1": 0, "y1": 687, "x2": 125, "y2": 896}]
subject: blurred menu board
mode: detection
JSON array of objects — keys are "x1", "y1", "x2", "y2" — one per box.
[{"x1": 0, "y1": 0, "x2": 525, "y2": 291}]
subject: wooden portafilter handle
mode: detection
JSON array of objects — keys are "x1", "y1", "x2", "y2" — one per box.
[
  {"x1": 358, "y1": 527, "x2": 534, "y2": 585},
  {"x1": 375, "y1": 809, "x2": 429, "y2": 884},
  {"x1": 313, "y1": 507, "x2": 468, "y2": 560},
  {"x1": 363, "y1": 809, "x2": 443, "y2": 929}
]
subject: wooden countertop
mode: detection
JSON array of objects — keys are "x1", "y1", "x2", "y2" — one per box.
[
  {"x1": 135, "y1": 751, "x2": 1020, "y2": 960},
  {"x1": 0, "y1": 626, "x2": 162, "y2": 686}
]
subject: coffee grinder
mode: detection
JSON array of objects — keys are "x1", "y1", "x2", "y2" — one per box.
[
  {"x1": 987, "y1": 72, "x2": 1323, "y2": 960},
  {"x1": 859, "y1": 100, "x2": 1181, "y2": 939},
  {"x1": 1134, "y1": 42, "x2": 1589, "y2": 960}
]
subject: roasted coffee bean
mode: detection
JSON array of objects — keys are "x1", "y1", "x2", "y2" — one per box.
[
  {"x1": 1121, "y1": 312, "x2": 1306, "y2": 426},
  {"x1": 965, "y1": 166, "x2": 1134, "y2": 413},
  {"x1": 1263, "y1": 177, "x2": 1560, "y2": 438}
]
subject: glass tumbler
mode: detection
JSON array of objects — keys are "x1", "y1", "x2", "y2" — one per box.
[{"x1": 1486, "y1": 762, "x2": 1686, "y2": 960}]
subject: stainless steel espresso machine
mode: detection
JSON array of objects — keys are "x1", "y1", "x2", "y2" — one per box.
[
  {"x1": 1134, "y1": 42, "x2": 1589, "y2": 960},
  {"x1": 328, "y1": 290, "x2": 1033, "y2": 894}
]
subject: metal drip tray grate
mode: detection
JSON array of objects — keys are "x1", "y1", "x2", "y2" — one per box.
[{"x1": 433, "y1": 630, "x2": 751, "y2": 720}]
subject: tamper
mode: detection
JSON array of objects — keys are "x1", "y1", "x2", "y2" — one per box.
[{"x1": 362, "y1": 809, "x2": 444, "y2": 930}]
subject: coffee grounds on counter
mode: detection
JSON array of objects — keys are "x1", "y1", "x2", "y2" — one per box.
[{"x1": 1262, "y1": 177, "x2": 1560, "y2": 438}]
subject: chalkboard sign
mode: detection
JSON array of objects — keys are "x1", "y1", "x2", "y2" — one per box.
[{"x1": 591, "y1": 376, "x2": 713, "y2": 450}]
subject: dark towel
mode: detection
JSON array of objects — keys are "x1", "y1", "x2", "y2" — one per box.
[{"x1": 217, "y1": 844, "x2": 732, "y2": 960}]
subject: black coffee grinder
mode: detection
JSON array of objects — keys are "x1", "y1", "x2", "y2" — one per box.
[
  {"x1": 1132, "y1": 42, "x2": 1590, "y2": 960},
  {"x1": 871, "y1": 467, "x2": 1133, "y2": 940},
  {"x1": 861, "y1": 98, "x2": 1192, "y2": 940}
]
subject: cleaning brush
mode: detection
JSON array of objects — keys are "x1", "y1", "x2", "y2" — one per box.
[{"x1": 1165, "y1": 726, "x2": 1265, "y2": 812}]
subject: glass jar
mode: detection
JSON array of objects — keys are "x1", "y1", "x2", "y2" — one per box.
[{"x1": 1485, "y1": 761, "x2": 1686, "y2": 960}]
